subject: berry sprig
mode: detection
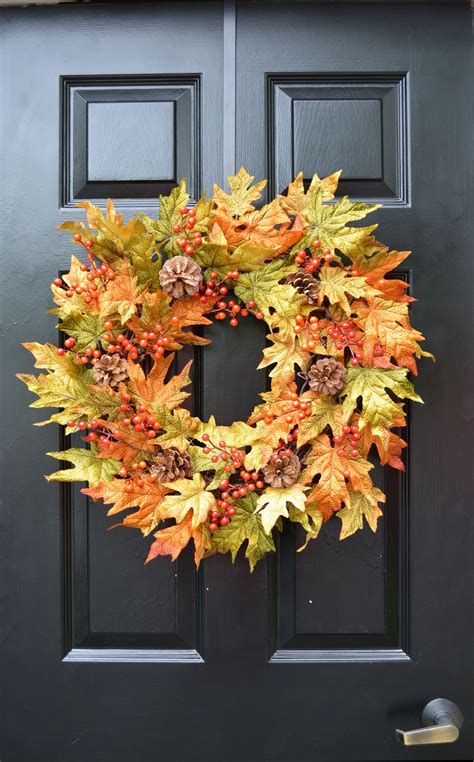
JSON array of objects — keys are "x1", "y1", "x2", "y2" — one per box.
[
  {"x1": 173, "y1": 206, "x2": 203, "y2": 256},
  {"x1": 197, "y1": 268, "x2": 240, "y2": 306},
  {"x1": 294, "y1": 239, "x2": 334, "y2": 268},
  {"x1": 52, "y1": 236, "x2": 116, "y2": 304},
  {"x1": 259, "y1": 391, "x2": 312, "y2": 427},
  {"x1": 327, "y1": 319, "x2": 364, "y2": 367},
  {"x1": 332, "y1": 425, "x2": 361, "y2": 477}
]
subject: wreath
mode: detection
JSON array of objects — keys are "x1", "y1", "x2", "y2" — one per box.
[{"x1": 19, "y1": 169, "x2": 432, "y2": 570}]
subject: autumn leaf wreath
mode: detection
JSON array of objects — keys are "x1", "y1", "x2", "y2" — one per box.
[{"x1": 19, "y1": 169, "x2": 433, "y2": 570}]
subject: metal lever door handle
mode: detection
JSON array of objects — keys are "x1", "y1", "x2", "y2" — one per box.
[{"x1": 396, "y1": 698, "x2": 463, "y2": 746}]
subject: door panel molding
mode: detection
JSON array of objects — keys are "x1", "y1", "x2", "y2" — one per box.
[
  {"x1": 60, "y1": 74, "x2": 201, "y2": 209},
  {"x1": 266, "y1": 72, "x2": 411, "y2": 207}
]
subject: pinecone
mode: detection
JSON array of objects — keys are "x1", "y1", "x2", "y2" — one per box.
[
  {"x1": 151, "y1": 447, "x2": 194, "y2": 483},
  {"x1": 306, "y1": 357, "x2": 347, "y2": 395},
  {"x1": 92, "y1": 354, "x2": 128, "y2": 389},
  {"x1": 285, "y1": 269, "x2": 320, "y2": 305},
  {"x1": 263, "y1": 452, "x2": 301, "y2": 489},
  {"x1": 159, "y1": 255, "x2": 202, "y2": 298}
]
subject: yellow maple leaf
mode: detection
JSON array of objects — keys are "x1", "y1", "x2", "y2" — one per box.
[
  {"x1": 160, "y1": 473, "x2": 217, "y2": 529},
  {"x1": 213, "y1": 167, "x2": 267, "y2": 216},
  {"x1": 255, "y1": 483, "x2": 307, "y2": 534}
]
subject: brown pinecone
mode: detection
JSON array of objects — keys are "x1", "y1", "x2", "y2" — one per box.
[
  {"x1": 151, "y1": 447, "x2": 194, "y2": 483},
  {"x1": 263, "y1": 452, "x2": 301, "y2": 489},
  {"x1": 92, "y1": 354, "x2": 128, "y2": 389},
  {"x1": 159, "y1": 255, "x2": 202, "y2": 298},
  {"x1": 285, "y1": 269, "x2": 320, "y2": 305},
  {"x1": 306, "y1": 357, "x2": 347, "y2": 395}
]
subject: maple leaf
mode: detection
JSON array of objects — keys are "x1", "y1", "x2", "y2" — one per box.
[
  {"x1": 194, "y1": 223, "x2": 276, "y2": 275},
  {"x1": 188, "y1": 445, "x2": 229, "y2": 489},
  {"x1": 126, "y1": 354, "x2": 192, "y2": 415},
  {"x1": 235, "y1": 258, "x2": 311, "y2": 338},
  {"x1": 337, "y1": 487, "x2": 385, "y2": 539},
  {"x1": 99, "y1": 260, "x2": 143, "y2": 323},
  {"x1": 141, "y1": 180, "x2": 189, "y2": 254},
  {"x1": 355, "y1": 246, "x2": 411, "y2": 279},
  {"x1": 353, "y1": 297, "x2": 431, "y2": 374},
  {"x1": 46, "y1": 445, "x2": 120, "y2": 485},
  {"x1": 59, "y1": 311, "x2": 108, "y2": 351},
  {"x1": 95, "y1": 419, "x2": 159, "y2": 468},
  {"x1": 194, "y1": 415, "x2": 257, "y2": 452},
  {"x1": 303, "y1": 190, "x2": 381, "y2": 262},
  {"x1": 154, "y1": 407, "x2": 199, "y2": 451},
  {"x1": 145, "y1": 509, "x2": 211, "y2": 567},
  {"x1": 296, "y1": 396, "x2": 343, "y2": 447},
  {"x1": 255, "y1": 483, "x2": 307, "y2": 534},
  {"x1": 18, "y1": 347, "x2": 121, "y2": 426},
  {"x1": 358, "y1": 420, "x2": 407, "y2": 471},
  {"x1": 83, "y1": 478, "x2": 169, "y2": 535},
  {"x1": 128, "y1": 290, "x2": 214, "y2": 349},
  {"x1": 213, "y1": 167, "x2": 267, "y2": 216},
  {"x1": 159, "y1": 473, "x2": 217, "y2": 529},
  {"x1": 288, "y1": 502, "x2": 323, "y2": 551},
  {"x1": 302, "y1": 435, "x2": 351, "y2": 521},
  {"x1": 59, "y1": 201, "x2": 157, "y2": 278},
  {"x1": 50, "y1": 256, "x2": 103, "y2": 317},
  {"x1": 213, "y1": 200, "x2": 303, "y2": 253},
  {"x1": 211, "y1": 493, "x2": 276, "y2": 571},
  {"x1": 278, "y1": 170, "x2": 342, "y2": 216},
  {"x1": 257, "y1": 333, "x2": 307, "y2": 389},
  {"x1": 318, "y1": 264, "x2": 377, "y2": 315},
  {"x1": 341, "y1": 366, "x2": 422, "y2": 443}
]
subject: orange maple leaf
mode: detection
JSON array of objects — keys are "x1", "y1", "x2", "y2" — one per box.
[
  {"x1": 127, "y1": 291, "x2": 216, "y2": 349},
  {"x1": 145, "y1": 509, "x2": 211, "y2": 567},
  {"x1": 353, "y1": 297, "x2": 426, "y2": 374},
  {"x1": 213, "y1": 200, "x2": 303, "y2": 254},
  {"x1": 359, "y1": 421, "x2": 407, "y2": 471},
  {"x1": 126, "y1": 353, "x2": 192, "y2": 413},
  {"x1": 95, "y1": 418, "x2": 159, "y2": 468},
  {"x1": 302, "y1": 434, "x2": 375, "y2": 521},
  {"x1": 83, "y1": 477, "x2": 170, "y2": 535},
  {"x1": 99, "y1": 260, "x2": 142, "y2": 322}
]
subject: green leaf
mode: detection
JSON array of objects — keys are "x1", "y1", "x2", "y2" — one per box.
[
  {"x1": 46, "y1": 445, "x2": 120, "y2": 485},
  {"x1": 141, "y1": 180, "x2": 189, "y2": 255},
  {"x1": 297, "y1": 396, "x2": 342, "y2": 447},
  {"x1": 235, "y1": 258, "x2": 310, "y2": 337},
  {"x1": 255, "y1": 483, "x2": 307, "y2": 534},
  {"x1": 188, "y1": 446, "x2": 228, "y2": 490},
  {"x1": 304, "y1": 190, "x2": 381, "y2": 262},
  {"x1": 341, "y1": 366, "x2": 423, "y2": 442},
  {"x1": 337, "y1": 487, "x2": 385, "y2": 539},
  {"x1": 211, "y1": 493, "x2": 275, "y2": 571},
  {"x1": 194, "y1": 224, "x2": 274, "y2": 275},
  {"x1": 59, "y1": 311, "x2": 107, "y2": 351}
]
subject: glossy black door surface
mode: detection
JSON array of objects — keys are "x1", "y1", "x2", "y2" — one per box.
[{"x1": 1, "y1": 3, "x2": 472, "y2": 761}]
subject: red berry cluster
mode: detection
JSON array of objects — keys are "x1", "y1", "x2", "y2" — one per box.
[
  {"x1": 200, "y1": 433, "x2": 268, "y2": 530},
  {"x1": 173, "y1": 206, "x2": 202, "y2": 256},
  {"x1": 332, "y1": 424, "x2": 361, "y2": 476},
  {"x1": 294, "y1": 314, "x2": 321, "y2": 351},
  {"x1": 327, "y1": 319, "x2": 364, "y2": 367},
  {"x1": 197, "y1": 269, "x2": 240, "y2": 305},
  {"x1": 294, "y1": 239, "x2": 334, "y2": 268}
]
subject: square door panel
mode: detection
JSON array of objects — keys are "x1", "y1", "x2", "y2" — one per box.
[
  {"x1": 61, "y1": 75, "x2": 200, "y2": 207},
  {"x1": 87, "y1": 101, "x2": 175, "y2": 182},
  {"x1": 268, "y1": 73, "x2": 410, "y2": 205}
]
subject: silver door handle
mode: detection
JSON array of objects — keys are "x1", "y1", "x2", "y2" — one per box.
[{"x1": 396, "y1": 698, "x2": 463, "y2": 745}]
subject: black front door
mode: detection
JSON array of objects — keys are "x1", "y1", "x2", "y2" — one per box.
[{"x1": 1, "y1": 3, "x2": 472, "y2": 761}]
